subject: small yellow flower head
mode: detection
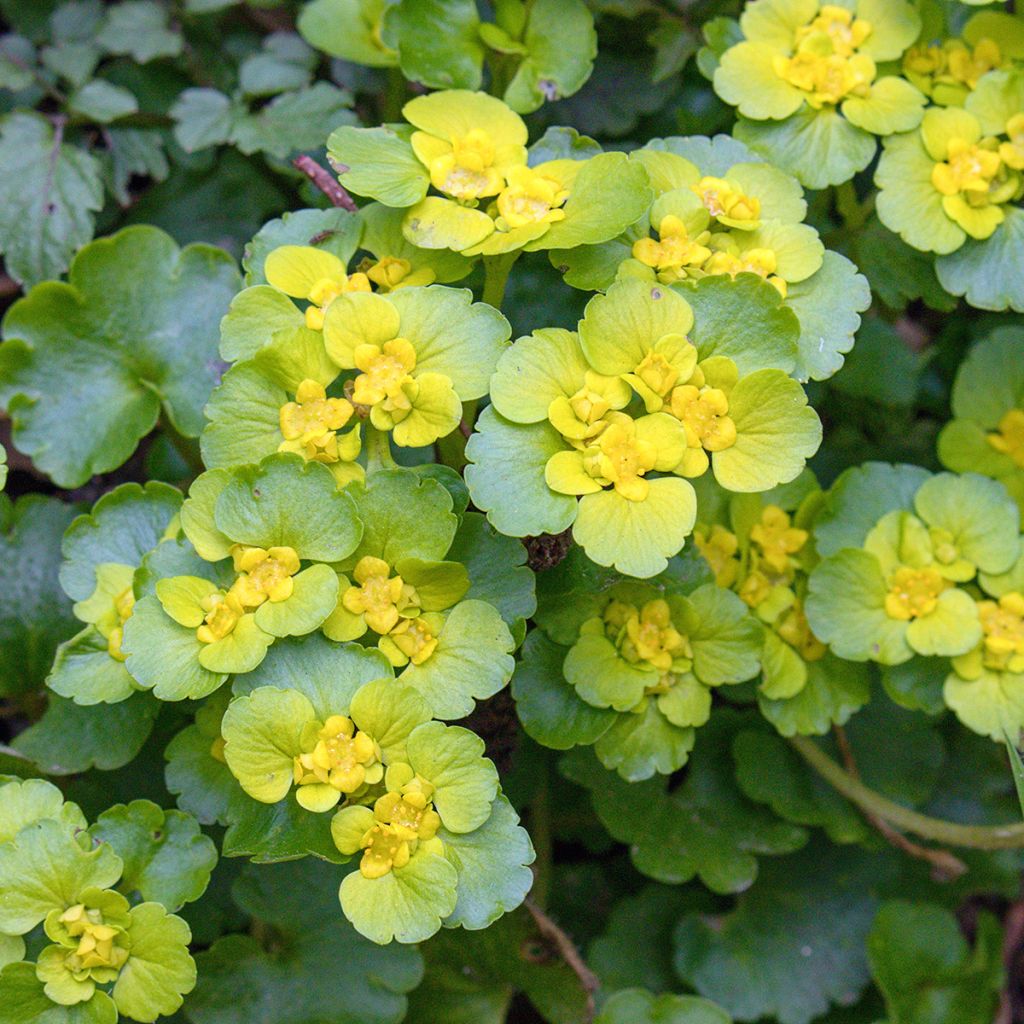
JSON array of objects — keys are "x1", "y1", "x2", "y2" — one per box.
[
  {"x1": 496, "y1": 165, "x2": 570, "y2": 230},
  {"x1": 342, "y1": 555, "x2": 419, "y2": 635},
  {"x1": 775, "y1": 601, "x2": 827, "y2": 662},
  {"x1": 428, "y1": 128, "x2": 504, "y2": 200},
  {"x1": 293, "y1": 714, "x2": 383, "y2": 797},
  {"x1": 229, "y1": 545, "x2": 301, "y2": 607},
  {"x1": 884, "y1": 565, "x2": 950, "y2": 621},
  {"x1": 903, "y1": 41, "x2": 946, "y2": 78},
  {"x1": 106, "y1": 586, "x2": 135, "y2": 662},
  {"x1": 383, "y1": 616, "x2": 439, "y2": 666},
  {"x1": 703, "y1": 246, "x2": 788, "y2": 297},
  {"x1": 548, "y1": 370, "x2": 631, "y2": 443},
  {"x1": 987, "y1": 408, "x2": 1024, "y2": 467},
  {"x1": 931, "y1": 137, "x2": 1003, "y2": 197},
  {"x1": 691, "y1": 176, "x2": 761, "y2": 228},
  {"x1": 1000, "y1": 114, "x2": 1024, "y2": 171},
  {"x1": 945, "y1": 38, "x2": 1003, "y2": 91},
  {"x1": 362, "y1": 256, "x2": 435, "y2": 292},
  {"x1": 695, "y1": 524, "x2": 741, "y2": 588},
  {"x1": 305, "y1": 273, "x2": 371, "y2": 330},
  {"x1": 793, "y1": 5, "x2": 873, "y2": 59},
  {"x1": 581, "y1": 412, "x2": 659, "y2": 502},
  {"x1": 621, "y1": 599, "x2": 690, "y2": 672},
  {"x1": 373, "y1": 788, "x2": 441, "y2": 844},
  {"x1": 739, "y1": 568, "x2": 774, "y2": 610},
  {"x1": 749, "y1": 505, "x2": 809, "y2": 575},
  {"x1": 351, "y1": 338, "x2": 418, "y2": 421},
  {"x1": 978, "y1": 592, "x2": 1024, "y2": 672},
  {"x1": 773, "y1": 48, "x2": 876, "y2": 109},
  {"x1": 196, "y1": 590, "x2": 246, "y2": 644},
  {"x1": 670, "y1": 384, "x2": 737, "y2": 454},
  {"x1": 58, "y1": 904, "x2": 130, "y2": 975},
  {"x1": 279, "y1": 379, "x2": 354, "y2": 443},
  {"x1": 358, "y1": 823, "x2": 413, "y2": 879},
  {"x1": 631, "y1": 214, "x2": 712, "y2": 283}
]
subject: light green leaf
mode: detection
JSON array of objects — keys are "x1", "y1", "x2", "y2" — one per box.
[
  {"x1": 465, "y1": 407, "x2": 579, "y2": 538},
  {"x1": 349, "y1": 678, "x2": 433, "y2": 763},
  {"x1": 340, "y1": 850, "x2": 459, "y2": 944},
  {"x1": 238, "y1": 32, "x2": 316, "y2": 96},
  {"x1": 596, "y1": 989, "x2": 732, "y2": 1024},
  {"x1": 112, "y1": 903, "x2": 195, "y2": 1023},
  {"x1": 0, "y1": 495, "x2": 77, "y2": 697},
  {"x1": 0, "y1": 777, "x2": 85, "y2": 844},
  {"x1": 12, "y1": 692, "x2": 159, "y2": 775},
  {"x1": 936, "y1": 207, "x2": 1024, "y2": 313},
  {"x1": 69, "y1": 79, "x2": 138, "y2": 123},
  {"x1": 47, "y1": 626, "x2": 137, "y2": 705},
  {"x1": 868, "y1": 901, "x2": 1003, "y2": 1024},
  {"x1": 406, "y1": 721, "x2": 498, "y2": 833},
  {"x1": 386, "y1": 0, "x2": 483, "y2": 90},
  {"x1": 327, "y1": 123, "x2": 429, "y2": 207},
  {"x1": 0, "y1": 962, "x2": 116, "y2": 1024},
  {"x1": 511, "y1": 630, "x2": 615, "y2": 750},
  {"x1": 298, "y1": 0, "x2": 399, "y2": 67},
  {"x1": 440, "y1": 793, "x2": 533, "y2": 931},
  {"x1": 0, "y1": 226, "x2": 240, "y2": 487},
  {"x1": 90, "y1": 800, "x2": 217, "y2": 911},
  {"x1": 758, "y1": 654, "x2": 872, "y2": 736},
  {"x1": 211, "y1": 454, "x2": 362, "y2": 561},
  {"x1": 399, "y1": 600, "x2": 515, "y2": 720},
  {"x1": 503, "y1": 0, "x2": 596, "y2": 114},
  {"x1": 0, "y1": 818, "x2": 122, "y2": 934},
  {"x1": 97, "y1": 1, "x2": 182, "y2": 61},
  {"x1": 594, "y1": 701, "x2": 697, "y2": 781},
  {"x1": 0, "y1": 112, "x2": 102, "y2": 287},
  {"x1": 219, "y1": 286, "x2": 304, "y2": 363},
  {"x1": 734, "y1": 108, "x2": 877, "y2": 191},
  {"x1": 243, "y1": 207, "x2": 362, "y2": 286},
  {"x1": 254, "y1": 564, "x2": 340, "y2": 639},
  {"x1": 712, "y1": 369, "x2": 821, "y2": 492}
]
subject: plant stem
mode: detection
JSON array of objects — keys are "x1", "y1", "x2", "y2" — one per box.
[
  {"x1": 530, "y1": 768, "x2": 553, "y2": 910},
  {"x1": 159, "y1": 417, "x2": 204, "y2": 478},
  {"x1": 382, "y1": 67, "x2": 406, "y2": 123},
  {"x1": 363, "y1": 424, "x2": 396, "y2": 472},
  {"x1": 790, "y1": 734, "x2": 1024, "y2": 850},
  {"x1": 481, "y1": 251, "x2": 520, "y2": 310}
]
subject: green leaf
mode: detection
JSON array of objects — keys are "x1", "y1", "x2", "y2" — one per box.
[
  {"x1": 673, "y1": 843, "x2": 895, "y2": 1024},
  {"x1": 400, "y1": 600, "x2": 515, "y2": 719},
  {"x1": 223, "y1": 792, "x2": 346, "y2": 864},
  {"x1": 386, "y1": 0, "x2": 484, "y2": 90},
  {"x1": 189, "y1": 858, "x2": 423, "y2": 1024},
  {"x1": 785, "y1": 251, "x2": 871, "y2": 382},
  {"x1": 0, "y1": 818, "x2": 123, "y2": 934},
  {"x1": 90, "y1": 800, "x2": 217, "y2": 911},
  {"x1": 238, "y1": 32, "x2": 316, "y2": 97},
  {"x1": 69, "y1": 79, "x2": 138, "y2": 123},
  {"x1": 528, "y1": 126, "x2": 603, "y2": 165},
  {"x1": 936, "y1": 207, "x2": 1024, "y2": 313},
  {"x1": 0, "y1": 494, "x2": 78, "y2": 697},
  {"x1": 96, "y1": 1, "x2": 182, "y2": 62},
  {"x1": 1005, "y1": 732, "x2": 1024, "y2": 821},
  {"x1": 327, "y1": 123, "x2": 429, "y2": 208},
  {"x1": 243, "y1": 207, "x2": 362, "y2": 287},
  {"x1": 503, "y1": 0, "x2": 597, "y2": 114},
  {"x1": 466, "y1": 407, "x2": 578, "y2": 538},
  {"x1": 12, "y1": 692, "x2": 159, "y2": 775},
  {"x1": 440, "y1": 794, "x2": 534, "y2": 930},
  {"x1": 734, "y1": 108, "x2": 877, "y2": 191},
  {"x1": 298, "y1": 0, "x2": 399, "y2": 68},
  {"x1": 0, "y1": 34, "x2": 36, "y2": 91},
  {"x1": 208, "y1": 454, "x2": 362, "y2": 561},
  {"x1": 512, "y1": 630, "x2": 615, "y2": 750},
  {"x1": 47, "y1": 626, "x2": 137, "y2": 705},
  {"x1": 112, "y1": 902, "x2": 195, "y2": 1022},
  {"x1": 595, "y1": 989, "x2": 732, "y2": 1024},
  {"x1": 0, "y1": 112, "x2": 102, "y2": 287},
  {"x1": 169, "y1": 88, "x2": 238, "y2": 151},
  {"x1": 0, "y1": 225, "x2": 240, "y2": 487},
  {"x1": 562, "y1": 712, "x2": 806, "y2": 891},
  {"x1": 0, "y1": 777, "x2": 86, "y2": 844},
  {"x1": 867, "y1": 901, "x2": 1003, "y2": 1024},
  {"x1": 346, "y1": 468, "x2": 457, "y2": 566},
  {"x1": 757, "y1": 654, "x2": 872, "y2": 736},
  {"x1": 254, "y1": 563, "x2": 340, "y2": 639},
  {"x1": 593, "y1": 700, "x2": 697, "y2": 781},
  {"x1": 0, "y1": 962, "x2": 116, "y2": 1024},
  {"x1": 830, "y1": 317, "x2": 924, "y2": 408},
  {"x1": 682, "y1": 273, "x2": 800, "y2": 375}
]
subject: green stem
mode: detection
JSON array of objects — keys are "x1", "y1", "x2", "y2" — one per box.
[
  {"x1": 789, "y1": 735, "x2": 1024, "y2": 850},
  {"x1": 363, "y1": 424, "x2": 396, "y2": 472},
  {"x1": 530, "y1": 768, "x2": 553, "y2": 910},
  {"x1": 481, "y1": 251, "x2": 519, "y2": 310},
  {"x1": 159, "y1": 417, "x2": 204, "y2": 478},
  {"x1": 382, "y1": 67, "x2": 406, "y2": 123}
]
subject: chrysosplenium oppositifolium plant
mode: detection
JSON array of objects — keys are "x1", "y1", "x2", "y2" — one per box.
[{"x1": 2, "y1": 1, "x2": 1024, "y2": 1023}]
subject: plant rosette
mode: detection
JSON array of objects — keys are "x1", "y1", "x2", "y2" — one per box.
[
  {"x1": 714, "y1": 0, "x2": 926, "y2": 189},
  {"x1": 121, "y1": 454, "x2": 362, "y2": 700},
  {"x1": 320, "y1": 285, "x2": 509, "y2": 448},
  {"x1": 938, "y1": 327, "x2": 1024, "y2": 516},
  {"x1": 222, "y1": 676, "x2": 533, "y2": 944},
  {"x1": 0, "y1": 779, "x2": 199, "y2": 1023},
  {"x1": 876, "y1": 72, "x2": 1024, "y2": 260},
  {"x1": 326, "y1": 89, "x2": 652, "y2": 256},
  {"x1": 48, "y1": 483, "x2": 182, "y2": 706},
  {"x1": 692, "y1": 475, "x2": 871, "y2": 735},
  {"x1": 901, "y1": 9, "x2": 1024, "y2": 107},
  {"x1": 466, "y1": 277, "x2": 820, "y2": 578},
  {"x1": 202, "y1": 324, "x2": 365, "y2": 486},
  {"x1": 550, "y1": 133, "x2": 869, "y2": 381},
  {"x1": 320, "y1": 468, "x2": 517, "y2": 719},
  {"x1": 807, "y1": 469, "x2": 1022, "y2": 665}
]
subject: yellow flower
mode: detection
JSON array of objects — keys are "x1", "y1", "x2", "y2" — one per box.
[
  {"x1": 196, "y1": 590, "x2": 246, "y2": 644},
  {"x1": 931, "y1": 137, "x2": 1003, "y2": 197},
  {"x1": 884, "y1": 565, "x2": 950, "y2": 621},
  {"x1": 703, "y1": 245, "x2": 788, "y2": 297},
  {"x1": 978, "y1": 592, "x2": 1024, "y2": 672},
  {"x1": 631, "y1": 214, "x2": 713, "y2": 284},
  {"x1": 264, "y1": 246, "x2": 371, "y2": 330},
  {"x1": 793, "y1": 5, "x2": 873, "y2": 59},
  {"x1": 361, "y1": 256, "x2": 435, "y2": 292},
  {"x1": 106, "y1": 586, "x2": 135, "y2": 662},
  {"x1": 775, "y1": 601, "x2": 826, "y2": 662},
  {"x1": 351, "y1": 337, "x2": 418, "y2": 419},
  {"x1": 987, "y1": 408, "x2": 1024, "y2": 467},
  {"x1": 691, "y1": 176, "x2": 761, "y2": 228},
  {"x1": 342, "y1": 556, "x2": 420, "y2": 635},
  {"x1": 749, "y1": 505, "x2": 809, "y2": 575},
  {"x1": 381, "y1": 616, "x2": 439, "y2": 667},
  {"x1": 229, "y1": 545, "x2": 301, "y2": 608},
  {"x1": 293, "y1": 714, "x2": 383, "y2": 811},
  {"x1": 278, "y1": 379, "x2": 358, "y2": 467},
  {"x1": 694, "y1": 524, "x2": 741, "y2": 588},
  {"x1": 495, "y1": 165, "x2": 569, "y2": 230},
  {"x1": 547, "y1": 370, "x2": 632, "y2": 443},
  {"x1": 581, "y1": 413, "x2": 660, "y2": 502}
]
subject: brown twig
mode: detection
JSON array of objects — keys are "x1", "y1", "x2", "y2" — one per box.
[
  {"x1": 833, "y1": 726, "x2": 968, "y2": 880},
  {"x1": 996, "y1": 899, "x2": 1024, "y2": 1024},
  {"x1": 524, "y1": 898, "x2": 599, "y2": 1021},
  {"x1": 292, "y1": 155, "x2": 358, "y2": 212},
  {"x1": 458, "y1": 418, "x2": 472, "y2": 439}
]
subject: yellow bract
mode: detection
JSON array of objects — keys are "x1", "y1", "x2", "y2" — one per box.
[
  {"x1": 196, "y1": 590, "x2": 246, "y2": 644},
  {"x1": 987, "y1": 408, "x2": 1024, "y2": 467},
  {"x1": 1001, "y1": 114, "x2": 1024, "y2": 170},
  {"x1": 106, "y1": 586, "x2": 135, "y2": 662},
  {"x1": 884, "y1": 565, "x2": 950, "y2": 621},
  {"x1": 229, "y1": 545, "x2": 301, "y2": 607},
  {"x1": 293, "y1": 714, "x2": 383, "y2": 802},
  {"x1": 342, "y1": 555, "x2": 420, "y2": 635}
]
